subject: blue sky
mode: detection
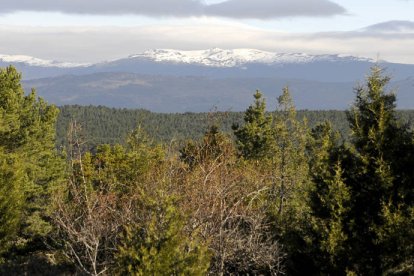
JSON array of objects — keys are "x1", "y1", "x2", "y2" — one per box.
[{"x1": 0, "y1": 0, "x2": 413, "y2": 63}]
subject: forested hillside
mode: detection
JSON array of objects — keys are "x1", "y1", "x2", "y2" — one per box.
[
  {"x1": 1, "y1": 65, "x2": 414, "y2": 275},
  {"x1": 56, "y1": 105, "x2": 414, "y2": 148}
]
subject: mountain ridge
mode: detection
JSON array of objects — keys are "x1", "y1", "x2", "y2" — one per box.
[
  {"x1": 0, "y1": 48, "x2": 376, "y2": 69},
  {"x1": 125, "y1": 48, "x2": 374, "y2": 67}
]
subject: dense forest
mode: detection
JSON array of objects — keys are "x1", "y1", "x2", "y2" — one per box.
[
  {"x1": 56, "y1": 105, "x2": 414, "y2": 148},
  {"x1": 1, "y1": 65, "x2": 413, "y2": 275}
]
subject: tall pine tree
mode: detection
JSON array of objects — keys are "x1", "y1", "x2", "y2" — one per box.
[{"x1": 0, "y1": 66, "x2": 63, "y2": 257}]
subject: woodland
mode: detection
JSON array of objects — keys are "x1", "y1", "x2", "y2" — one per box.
[{"x1": 0, "y1": 65, "x2": 413, "y2": 275}]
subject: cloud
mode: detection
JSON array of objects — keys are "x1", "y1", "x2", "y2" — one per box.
[
  {"x1": 0, "y1": 0, "x2": 204, "y2": 16},
  {"x1": 359, "y1": 20, "x2": 414, "y2": 33},
  {"x1": 0, "y1": 0, "x2": 345, "y2": 18},
  {"x1": 0, "y1": 21, "x2": 413, "y2": 64},
  {"x1": 206, "y1": 0, "x2": 346, "y2": 19}
]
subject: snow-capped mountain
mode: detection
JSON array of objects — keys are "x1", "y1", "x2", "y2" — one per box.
[
  {"x1": 1, "y1": 48, "x2": 374, "y2": 69},
  {"x1": 127, "y1": 48, "x2": 373, "y2": 67},
  {"x1": 1, "y1": 48, "x2": 412, "y2": 83},
  {"x1": 2, "y1": 48, "x2": 414, "y2": 111},
  {"x1": 0, "y1": 54, "x2": 89, "y2": 68}
]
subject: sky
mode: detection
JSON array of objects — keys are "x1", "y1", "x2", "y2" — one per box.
[{"x1": 0, "y1": 0, "x2": 413, "y2": 64}]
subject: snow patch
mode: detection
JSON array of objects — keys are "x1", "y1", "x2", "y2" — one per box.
[
  {"x1": 0, "y1": 54, "x2": 90, "y2": 68},
  {"x1": 128, "y1": 48, "x2": 373, "y2": 67}
]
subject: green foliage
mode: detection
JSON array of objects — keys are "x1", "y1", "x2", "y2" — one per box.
[
  {"x1": 0, "y1": 151, "x2": 24, "y2": 257},
  {"x1": 309, "y1": 67, "x2": 414, "y2": 274},
  {"x1": 116, "y1": 194, "x2": 211, "y2": 275},
  {"x1": 270, "y1": 87, "x2": 310, "y2": 220},
  {"x1": 56, "y1": 105, "x2": 220, "y2": 148},
  {"x1": 0, "y1": 66, "x2": 63, "y2": 257},
  {"x1": 55, "y1": 105, "x2": 414, "y2": 150},
  {"x1": 265, "y1": 88, "x2": 312, "y2": 274},
  {"x1": 231, "y1": 88, "x2": 312, "y2": 274},
  {"x1": 87, "y1": 127, "x2": 164, "y2": 195},
  {"x1": 233, "y1": 90, "x2": 274, "y2": 159},
  {"x1": 343, "y1": 67, "x2": 414, "y2": 274},
  {"x1": 308, "y1": 123, "x2": 349, "y2": 272},
  {"x1": 127, "y1": 126, "x2": 165, "y2": 174},
  {"x1": 376, "y1": 203, "x2": 414, "y2": 275}
]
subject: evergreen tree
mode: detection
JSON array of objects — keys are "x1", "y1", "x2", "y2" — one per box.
[
  {"x1": 233, "y1": 90, "x2": 273, "y2": 160},
  {"x1": 268, "y1": 87, "x2": 312, "y2": 274},
  {"x1": 0, "y1": 151, "x2": 24, "y2": 258},
  {"x1": 0, "y1": 66, "x2": 63, "y2": 256},
  {"x1": 310, "y1": 67, "x2": 414, "y2": 274},
  {"x1": 308, "y1": 122, "x2": 350, "y2": 273},
  {"x1": 344, "y1": 66, "x2": 414, "y2": 273},
  {"x1": 116, "y1": 194, "x2": 211, "y2": 275},
  {"x1": 271, "y1": 87, "x2": 309, "y2": 218}
]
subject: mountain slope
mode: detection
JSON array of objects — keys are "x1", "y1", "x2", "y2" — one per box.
[
  {"x1": 22, "y1": 72, "x2": 413, "y2": 112},
  {"x1": 2, "y1": 49, "x2": 413, "y2": 111}
]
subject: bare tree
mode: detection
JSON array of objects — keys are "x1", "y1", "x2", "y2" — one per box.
[
  {"x1": 52, "y1": 121, "x2": 132, "y2": 275},
  {"x1": 177, "y1": 133, "x2": 285, "y2": 275}
]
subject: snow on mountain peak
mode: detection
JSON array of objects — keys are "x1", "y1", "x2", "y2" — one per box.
[
  {"x1": 0, "y1": 49, "x2": 374, "y2": 69},
  {"x1": 128, "y1": 48, "x2": 373, "y2": 67},
  {"x1": 0, "y1": 54, "x2": 90, "y2": 68}
]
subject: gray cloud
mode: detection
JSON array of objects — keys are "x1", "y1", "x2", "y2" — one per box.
[
  {"x1": 359, "y1": 20, "x2": 414, "y2": 33},
  {"x1": 0, "y1": 0, "x2": 346, "y2": 18},
  {"x1": 206, "y1": 0, "x2": 346, "y2": 19},
  {"x1": 0, "y1": 0, "x2": 204, "y2": 16}
]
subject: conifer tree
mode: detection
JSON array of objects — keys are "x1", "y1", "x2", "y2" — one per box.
[
  {"x1": 344, "y1": 66, "x2": 414, "y2": 273},
  {"x1": 233, "y1": 90, "x2": 273, "y2": 160},
  {"x1": 271, "y1": 87, "x2": 309, "y2": 218},
  {"x1": 268, "y1": 87, "x2": 312, "y2": 274},
  {"x1": 0, "y1": 151, "x2": 24, "y2": 258},
  {"x1": 116, "y1": 194, "x2": 211, "y2": 275},
  {"x1": 308, "y1": 122, "x2": 350, "y2": 273},
  {"x1": 310, "y1": 67, "x2": 414, "y2": 274},
  {"x1": 0, "y1": 66, "x2": 63, "y2": 254}
]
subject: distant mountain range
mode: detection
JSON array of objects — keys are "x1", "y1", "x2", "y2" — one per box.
[
  {"x1": 1, "y1": 48, "x2": 413, "y2": 112},
  {"x1": 0, "y1": 48, "x2": 374, "y2": 69},
  {"x1": 126, "y1": 48, "x2": 374, "y2": 67}
]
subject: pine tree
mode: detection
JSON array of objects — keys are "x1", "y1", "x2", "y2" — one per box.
[
  {"x1": 310, "y1": 67, "x2": 414, "y2": 274},
  {"x1": 271, "y1": 87, "x2": 309, "y2": 217},
  {"x1": 0, "y1": 66, "x2": 63, "y2": 255},
  {"x1": 116, "y1": 194, "x2": 211, "y2": 275},
  {"x1": 308, "y1": 122, "x2": 350, "y2": 273},
  {"x1": 0, "y1": 151, "x2": 24, "y2": 258},
  {"x1": 268, "y1": 87, "x2": 312, "y2": 274},
  {"x1": 344, "y1": 66, "x2": 414, "y2": 273},
  {"x1": 233, "y1": 90, "x2": 273, "y2": 160}
]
